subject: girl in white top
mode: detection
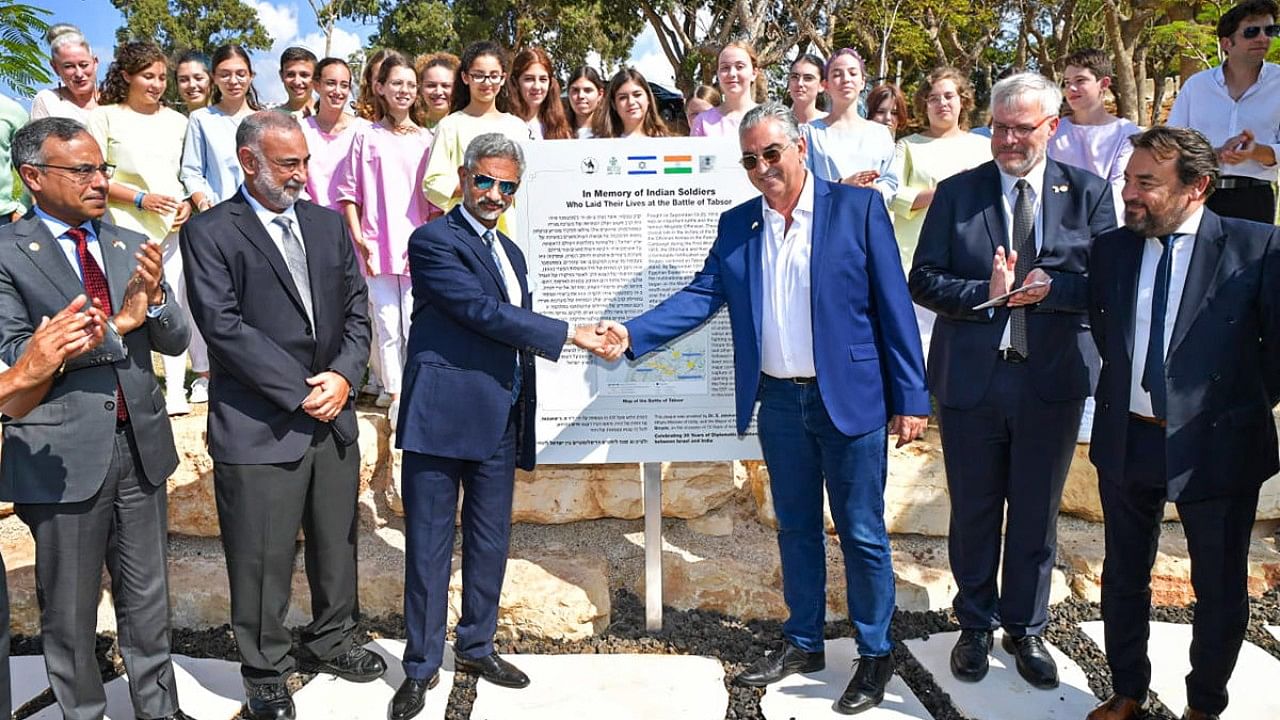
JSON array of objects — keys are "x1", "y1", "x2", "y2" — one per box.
[
  {"x1": 505, "y1": 46, "x2": 573, "y2": 139},
  {"x1": 30, "y1": 24, "x2": 98, "y2": 122},
  {"x1": 566, "y1": 66, "x2": 605, "y2": 138},
  {"x1": 174, "y1": 50, "x2": 212, "y2": 114},
  {"x1": 593, "y1": 68, "x2": 673, "y2": 139},
  {"x1": 788, "y1": 53, "x2": 828, "y2": 125},
  {"x1": 88, "y1": 42, "x2": 197, "y2": 414},
  {"x1": 690, "y1": 42, "x2": 761, "y2": 136},
  {"x1": 802, "y1": 48, "x2": 898, "y2": 200}
]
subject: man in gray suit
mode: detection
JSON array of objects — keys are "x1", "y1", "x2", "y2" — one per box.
[{"x1": 0, "y1": 117, "x2": 194, "y2": 720}]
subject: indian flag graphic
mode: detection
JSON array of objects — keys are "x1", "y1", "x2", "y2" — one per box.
[{"x1": 663, "y1": 155, "x2": 693, "y2": 174}]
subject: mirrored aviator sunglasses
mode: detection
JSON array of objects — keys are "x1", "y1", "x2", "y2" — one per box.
[
  {"x1": 473, "y1": 173, "x2": 519, "y2": 195},
  {"x1": 739, "y1": 144, "x2": 787, "y2": 171},
  {"x1": 1242, "y1": 23, "x2": 1280, "y2": 38}
]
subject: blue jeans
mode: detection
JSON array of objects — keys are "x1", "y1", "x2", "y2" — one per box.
[{"x1": 756, "y1": 375, "x2": 895, "y2": 657}]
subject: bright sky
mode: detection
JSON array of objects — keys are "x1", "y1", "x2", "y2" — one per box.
[{"x1": 6, "y1": 0, "x2": 676, "y2": 107}]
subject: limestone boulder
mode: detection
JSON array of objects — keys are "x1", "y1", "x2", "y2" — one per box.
[
  {"x1": 461, "y1": 550, "x2": 612, "y2": 641},
  {"x1": 744, "y1": 427, "x2": 952, "y2": 537},
  {"x1": 510, "y1": 461, "x2": 739, "y2": 523}
]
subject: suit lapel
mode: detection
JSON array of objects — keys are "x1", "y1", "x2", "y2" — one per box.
[
  {"x1": 498, "y1": 233, "x2": 529, "y2": 308},
  {"x1": 13, "y1": 216, "x2": 83, "y2": 303},
  {"x1": 1112, "y1": 228, "x2": 1144, "y2": 366},
  {"x1": 229, "y1": 194, "x2": 309, "y2": 318},
  {"x1": 808, "y1": 179, "x2": 832, "y2": 308},
  {"x1": 745, "y1": 198, "x2": 765, "y2": 355},
  {"x1": 1167, "y1": 210, "x2": 1227, "y2": 359},
  {"x1": 294, "y1": 202, "x2": 329, "y2": 331},
  {"x1": 1039, "y1": 161, "x2": 1067, "y2": 256},
  {"x1": 449, "y1": 207, "x2": 508, "y2": 301},
  {"x1": 96, "y1": 221, "x2": 134, "y2": 313},
  {"x1": 978, "y1": 163, "x2": 1007, "y2": 254}
]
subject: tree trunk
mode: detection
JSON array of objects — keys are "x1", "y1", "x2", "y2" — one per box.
[{"x1": 1101, "y1": 0, "x2": 1141, "y2": 122}]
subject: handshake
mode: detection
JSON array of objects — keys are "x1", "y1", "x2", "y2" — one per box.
[{"x1": 571, "y1": 320, "x2": 630, "y2": 362}]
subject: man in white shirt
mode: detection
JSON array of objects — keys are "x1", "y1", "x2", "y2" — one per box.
[
  {"x1": 1167, "y1": 0, "x2": 1280, "y2": 223},
  {"x1": 610, "y1": 103, "x2": 930, "y2": 715},
  {"x1": 1086, "y1": 126, "x2": 1280, "y2": 720}
]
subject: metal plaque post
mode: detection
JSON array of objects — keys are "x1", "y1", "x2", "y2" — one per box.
[{"x1": 642, "y1": 461, "x2": 663, "y2": 632}]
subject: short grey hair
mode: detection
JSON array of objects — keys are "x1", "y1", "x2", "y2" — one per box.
[
  {"x1": 463, "y1": 133, "x2": 525, "y2": 179},
  {"x1": 235, "y1": 110, "x2": 303, "y2": 152},
  {"x1": 11, "y1": 117, "x2": 90, "y2": 170},
  {"x1": 990, "y1": 72, "x2": 1062, "y2": 118},
  {"x1": 46, "y1": 23, "x2": 91, "y2": 61},
  {"x1": 740, "y1": 102, "x2": 802, "y2": 143}
]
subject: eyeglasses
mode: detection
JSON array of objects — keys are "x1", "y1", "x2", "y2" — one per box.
[
  {"x1": 472, "y1": 173, "x2": 519, "y2": 195},
  {"x1": 926, "y1": 91, "x2": 959, "y2": 105},
  {"x1": 1241, "y1": 24, "x2": 1280, "y2": 39},
  {"x1": 990, "y1": 115, "x2": 1054, "y2": 139},
  {"x1": 30, "y1": 162, "x2": 115, "y2": 181},
  {"x1": 468, "y1": 72, "x2": 505, "y2": 85},
  {"x1": 739, "y1": 143, "x2": 791, "y2": 170}
]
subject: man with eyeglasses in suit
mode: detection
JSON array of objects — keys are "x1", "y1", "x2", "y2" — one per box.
[{"x1": 1168, "y1": 0, "x2": 1280, "y2": 224}]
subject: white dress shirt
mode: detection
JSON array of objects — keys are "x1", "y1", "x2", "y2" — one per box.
[
  {"x1": 36, "y1": 204, "x2": 104, "y2": 283},
  {"x1": 996, "y1": 161, "x2": 1046, "y2": 350},
  {"x1": 1167, "y1": 62, "x2": 1280, "y2": 182},
  {"x1": 1129, "y1": 206, "x2": 1204, "y2": 417},
  {"x1": 240, "y1": 187, "x2": 305, "y2": 264},
  {"x1": 458, "y1": 205, "x2": 523, "y2": 307},
  {"x1": 760, "y1": 171, "x2": 817, "y2": 378}
]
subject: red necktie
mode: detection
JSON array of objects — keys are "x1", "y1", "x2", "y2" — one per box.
[{"x1": 68, "y1": 227, "x2": 128, "y2": 422}]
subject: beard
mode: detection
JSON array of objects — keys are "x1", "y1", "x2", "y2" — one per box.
[{"x1": 994, "y1": 146, "x2": 1044, "y2": 177}]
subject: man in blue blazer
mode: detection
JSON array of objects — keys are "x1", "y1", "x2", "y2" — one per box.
[
  {"x1": 605, "y1": 103, "x2": 930, "y2": 715},
  {"x1": 1085, "y1": 127, "x2": 1280, "y2": 720},
  {"x1": 910, "y1": 73, "x2": 1115, "y2": 690},
  {"x1": 390, "y1": 133, "x2": 612, "y2": 720}
]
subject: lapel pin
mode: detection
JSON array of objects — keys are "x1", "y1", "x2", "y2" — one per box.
[
  {"x1": 112, "y1": 240, "x2": 126, "y2": 250},
  {"x1": 1052, "y1": 184, "x2": 1069, "y2": 193},
  {"x1": 27, "y1": 241, "x2": 39, "y2": 252},
  {"x1": 751, "y1": 221, "x2": 760, "y2": 230}
]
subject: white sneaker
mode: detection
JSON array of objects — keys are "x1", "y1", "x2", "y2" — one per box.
[
  {"x1": 166, "y1": 397, "x2": 191, "y2": 416},
  {"x1": 188, "y1": 376, "x2": 210, "y2": 404},
  {"x1": 388, "y1": 397, "x2": 399, "y2": 433},
  {"x1": 375, "y1": 392, "x2": 393, "y2": 408},
  {"x1": 360, "y1": 380, "x2": 381, "y2": 397}
]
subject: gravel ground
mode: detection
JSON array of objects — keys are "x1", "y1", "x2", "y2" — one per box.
[{"x1": 11, "y1": 588, "x2": 1280, "y2": 719}]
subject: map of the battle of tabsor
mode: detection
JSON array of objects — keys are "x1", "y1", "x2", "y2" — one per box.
[{"x1": 602, "y1": 337, "x2": 709, "y2": 396}]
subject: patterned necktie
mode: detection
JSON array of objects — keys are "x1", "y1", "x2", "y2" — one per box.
[
  {"x1": 1141, "y1": 234, "x2": 1175, "y2": 419},
  {"x1": 273, "y1": 216, "x2": 314, "y2": 326},
  {"x1": 1009, "y1": 179, "x2": 1035, "y2": 357},
  {"x1": 68, "y1": 227, "x2": 128, "y2": 422},
  {"x1": 484, "y1": 229, "x2": 521, "y2": 404}
]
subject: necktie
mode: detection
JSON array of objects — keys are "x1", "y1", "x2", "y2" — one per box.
[
  {"x1": 1141, "y1": 234, "x2": 1175, "y2": 419},
  {"x1": 68, "y1": 227, "x2": 128, "y2": 422},
  {"x1": 484, "y1": 229, "x2": 521, "y2": 404},
  {"x1": 273, "y1": 216, "x2": 314, "y2": 326},
  {"x1": 1009, "y1": 179, "x2": 1035, "y2": 357}
]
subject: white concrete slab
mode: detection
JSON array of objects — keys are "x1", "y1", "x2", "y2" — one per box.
[
  {"x1": 10, "y1": 654, "x2": 52, "y2": 711},
  {"x1": 759, "y1": 638, "x2": 930, "y2": 719},
  {"x1": 293, "y1": 640, "x2": 454, "y2": 720},
  {"x1": 29, "y1": 655, "x2": 243, "y2": 720},
  {"x1": 903, "y1": 629, "x2": 1098, "y2": 719},
  {"x1": 1081, "y1": 621, "x2": 1280, "y2": 719},
  {"x1": 1267, "y1": 625, "x2": 1280, "y2": 645},
  {"x1": 468, "y1": 653, "x2": 727, "y2": 720}
]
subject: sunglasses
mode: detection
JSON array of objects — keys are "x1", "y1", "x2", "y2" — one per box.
[
  {"x1": 739, "y1": 143, "x2": 791, "y2": 170},
  {"x1": 472, "y1": 173, "x2": 519, "y2": 195},
  {"x1": 1241, "y1": 24, "x2": 1280, "y2": 38}
]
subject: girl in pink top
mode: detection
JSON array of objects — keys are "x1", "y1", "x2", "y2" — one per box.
[
  {"x1": 335, "y1": 52, "x2": 433, "y2": 426},
  {"x1": 690, "y1": 42, "x2": 761, "y2": 136},
  {"x1": 301, "y1": 58, "x2": 364, "y2": 210}
]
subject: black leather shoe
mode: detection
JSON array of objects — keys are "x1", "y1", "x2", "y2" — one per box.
[
  {"x1": 297, "y1": 644, "x2": 388, "y2": 683},
  {"x1": 733, "y1": 641, "x2": 825, "y2": 687},
  {"x1": 835, "y1": 655, "x2": 893, "y2": 715},
  {"x1": 1001, "y1": 633, "x2": 1059, "y2": 689},
  {"x1": 242, "y1": 682, "x2": 294, "y2": 720},
  {"x1": 454, "y1": 652, "x2": 530, "y2": 688},
  {"x1": 140, "y1": 711, "x2": 198, "y2": 720},
  {"x1": 950, "y1": 629, "x2": 993, "y2": 682},
  {"x1": 389, "y1": 674, "x2": 440, "y2": 720}
]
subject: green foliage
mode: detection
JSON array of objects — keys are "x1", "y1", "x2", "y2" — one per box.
[
  {"x1": 370, "y1": 0, "x2": 644, "y2": 74},
  {"x1": 110, "y1": 0, "x2": 271, "y2": 56},
  {"x1": 0, "y1": 1, "x2": 52, "y2": 96}
]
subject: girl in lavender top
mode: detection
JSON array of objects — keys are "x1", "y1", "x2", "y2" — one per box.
[
  {"x1": 690, "y1": 42, "x2": 761, "y2": 136},
  {"x1": 335, "y1": 51, "x2": 433, "y2": 429},
  {"x1": 1049, "y1": 48, "x2": 1139, "y2": 225}
]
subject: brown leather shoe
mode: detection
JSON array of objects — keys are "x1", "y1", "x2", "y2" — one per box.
[
  {"x1": 1181, "y1": 708, "x2": 1219, "y2": 720},
  {"x1": 1086, "y1": 694, "x2": 1148, "y2": 720}
]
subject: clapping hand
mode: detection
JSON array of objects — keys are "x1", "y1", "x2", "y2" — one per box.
[
  {"x1": 114, "y1": 243, "x2": 165, "y2": 335},
  {"x1": 572, "y1": 320, "x2": 630, "y2": 361},
  {"x1": 16, "y1": 294, "x2": 106, "y2": 383},
  {"x1": 989, "y1": 246, "x2": 1017, "y2": 300}
]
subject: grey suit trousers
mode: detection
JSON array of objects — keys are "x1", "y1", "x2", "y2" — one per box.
[{"x1": 15, "y1": 425, "x2": 177, "y2": 720}]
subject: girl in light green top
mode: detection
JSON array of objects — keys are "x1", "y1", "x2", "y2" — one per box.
[
  {"x1": 422, "y1": 41, "x2": 531, "y2": 238},
  {"x1": 889, "y1": 66, "x2": 990, "y2": 357},
  {"x1": 88, "y1": 42, "x2": 197, "y2": 415}
]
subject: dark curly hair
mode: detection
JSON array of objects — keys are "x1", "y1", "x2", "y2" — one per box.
[{"x1": 99, "y1": 41, "x2": 168, "y2": 106}]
